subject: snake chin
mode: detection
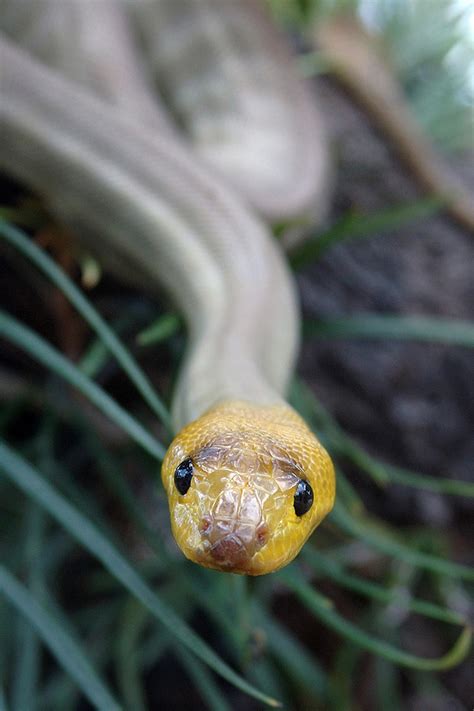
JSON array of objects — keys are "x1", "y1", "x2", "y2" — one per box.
[{"x1": 161, "y1": 400, "x2": 336, "y2": 575}]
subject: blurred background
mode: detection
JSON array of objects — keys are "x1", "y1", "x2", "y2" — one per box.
[{"x1": 0, "y1": 0, "x2": 473, "y2": 709}]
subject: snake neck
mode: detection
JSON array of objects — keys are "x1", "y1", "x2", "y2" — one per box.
[{"x1": 171, "y1": 356, "x2": 288, "y2": 433}]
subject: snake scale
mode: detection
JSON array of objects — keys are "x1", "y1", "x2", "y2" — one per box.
[{"x1": 0, "y1": 0, "x2": 335, "y2": 575}]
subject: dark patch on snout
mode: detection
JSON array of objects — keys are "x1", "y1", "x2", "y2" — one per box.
[{"x1": 210, "y1": 535, "x2": 248, "y2": 568}]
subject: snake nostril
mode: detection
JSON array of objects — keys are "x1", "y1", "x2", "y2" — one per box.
[
  {"x1": 200, "y1": 516, "x2": 212, "y2": 534},
  {"x1": 256, "y1": 523, "x2": 268, "y2": 548},
  {"x1": 210, "y1": 536, "x2": 248, "y2": 567}
]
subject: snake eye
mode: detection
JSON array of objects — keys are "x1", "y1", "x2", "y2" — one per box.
[
  {"x1": 294, "y1": 480, "x2": 313, "y2": 516},
  {"x1": 174, "y1": 458, "x2": 193, "y2": 495}
]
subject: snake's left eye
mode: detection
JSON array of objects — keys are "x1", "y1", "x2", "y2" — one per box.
[
  {"x1": 174, "y1": 458, "x2": 193, "y2": 495},
  {"x1": 294, "y1": 480, "x2": 313, "y2": 516}
]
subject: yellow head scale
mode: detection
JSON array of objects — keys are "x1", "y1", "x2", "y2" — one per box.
[{"x1": 162, "y1": 401, "x2": 335, "y2": 575}]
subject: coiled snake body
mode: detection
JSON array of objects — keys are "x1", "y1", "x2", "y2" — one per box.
[{"x1": 0, "y1": 0, "x2": 335, "y2": 574}]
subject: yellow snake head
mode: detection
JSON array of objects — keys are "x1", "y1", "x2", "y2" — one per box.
[{"x1": 162, "y1": 401, "x2": 335, "y2": 575}]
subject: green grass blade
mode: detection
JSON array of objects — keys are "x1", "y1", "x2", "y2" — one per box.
[
  {"x1": 177, "y1": 574, "x2": 245, "y2": 660},
  {"x1": 38, "y1": 594, "x2": 121, "y2": 711},
  {"x1": 0, "y1": 204, "x2": 44, "y2": 228},
  {"x1": 175, "y1": 646, "x2": 233, "y2": 711},
  {"x1": 330, "y1": 640, "x2": 362, "y2": 711},
  {"x1": 0, "y1": 221, "x2": 171, "y2": 429},
  {"x1": 382, "y1": 462, "x2": 474, "y2": 496},
  {"x1": 11, "y1": 504, "x2": 45, "y2": 711},
  {"x1": 335, "y1": 440, "x2": 474, "y2": 497},
  {"x1": 303, "y1": 549, "x2": 467, "y2": 626},
  {"x1": 290, "y1": 198, "x2": 443, "y2": 269},
  {"x1": 79, "y1": 426, "x2": 170, "y2": 559},
  {"x1": 304, "y1": 314, "x2": 474, "y2": 347},
  {"x1": 136, "y1": 314, "x2": 181, "y2": 346},
  {"x1": 0, "y1": 310, "x2": 165, "y2": 461},
  {"x1": 248, "y1": 657, "x2": 289, "y2": 707},
  {"x1": 254, "y1": 604, "x2": 328, "y2": 701},
  {"x1": 331, "y1": 502, "x2": 474, "y2": 581},
  {"x1": 374, "y1": 657, "x2": 402, "y2": 711},
  {"x1": 0, "y1": 565, "x2": 122, "y2": 711},
  {"x1": 0, "y1": 442, "x2": 280, "y2": 708},
  {"x1": 79, "y1": 310, "x2": 144, "y2": 379},
  {"x1": 116, "y1": 600, "x2": 148, "y2": 711},
  {"x1": 279, "y1": 570, "x2": 471, "y2": 671}
]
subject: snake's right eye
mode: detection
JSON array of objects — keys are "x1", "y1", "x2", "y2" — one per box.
[
  {"x1": 293, "y1": 479, "x2": 313, "y2": 516},
  {"x1": 174, "y1": 458, "x2": 194, "y2": 495}
]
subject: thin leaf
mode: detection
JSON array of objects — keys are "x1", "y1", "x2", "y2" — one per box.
[
  {"x1": 331, "y1": 501, "x2": 474, "y2": 582},
  {"x1": 116, "y1": 599, "x2": 148, "y2": 711},
  {"x1": 279, "y1": 569, "x2": 471, "y2": 671},
  {"x1": 38, "y1": 598, "x2": 120, "y2": 711},
  {"x1": 79, "y1": 425, "x2": 170, "y2": 559},
  {"x1": 0, "y1": 204, "x2": 44, "y2": 228},
  {"x1": 248, "y1": 657, "x2": 289, "y2": 707},
  {"x1": 136, "y1": 313, "x2": 181, "y2": 346},
  {"x1": 175, "y1": 645, "x2": 233, "y2": 711},
  {"x1": 0, "y1": 442, "x2": 280, "y2": 708},
  {"x1": 0, "y1": 565, "x2": 121, "y2": 711},
  {"x1": 290, "y1": 198, "x2": 443, "y2": 269},
  {"x1": 0, "y1": 310, "x2": 165, "y2": 461},
  {"x1": 374, "y1": 657, "x2": 402, "y2": 711},
  {"x1": 335, "y1": 440, "x2": 474, "y2": 498},
  {"x1": 79, "y1": 309, "x2": 145, "y2": 378},
  {"x1": 0, "y1": 221, "x2": 171, "y2": 429},
  {"x1": 303, "y1": 549, "x2": 467, "y2": 626},
  {"x1": 304, "y1": 314, "x2": 474, "y2": 348},
  {"x1": 253, "y1": 605, "x2": 328, "y2": 701},
  {"x1": 177, "y1": 573, "x2": 245, "y2": 660},
  {"x1": 11, "y1": 504, "x2": 45, "y2": 711},
  {"x1": 330, "y1": 640, "x2": 361, "y2": 711}
]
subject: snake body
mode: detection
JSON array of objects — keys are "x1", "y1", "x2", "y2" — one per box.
[{"x1": 0, "y1": 0, "x2": 335, "y2": 575}]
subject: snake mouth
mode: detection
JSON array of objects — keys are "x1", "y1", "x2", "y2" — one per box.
[
  {"x1": 209, "y1": 535, "x2": 249, "y2": 568},
  {"x1": 198, "y1": 517, "x2": 269, "y2": 573}
]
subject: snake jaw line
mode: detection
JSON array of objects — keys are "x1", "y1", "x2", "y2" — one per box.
[{"x1": 162, "y1": 401, "x2": 335, "y2": 575}]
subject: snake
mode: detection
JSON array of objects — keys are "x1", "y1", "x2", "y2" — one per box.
[{"x1": 0, "y1": 0, "x2": 335, "y2": 575}]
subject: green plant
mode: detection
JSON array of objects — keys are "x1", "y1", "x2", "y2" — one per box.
[{"x1": 1, "y1": 212, "x2": 472, "y2": 709}]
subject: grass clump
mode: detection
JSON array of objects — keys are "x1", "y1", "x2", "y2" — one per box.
[{"x1": 1, "y1": 215, "x2": 472, "y2": 708}]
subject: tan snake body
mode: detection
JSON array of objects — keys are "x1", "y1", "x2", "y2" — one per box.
[{"x1": 0, "y1": 0, "x2": 335, "y2": 574}]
